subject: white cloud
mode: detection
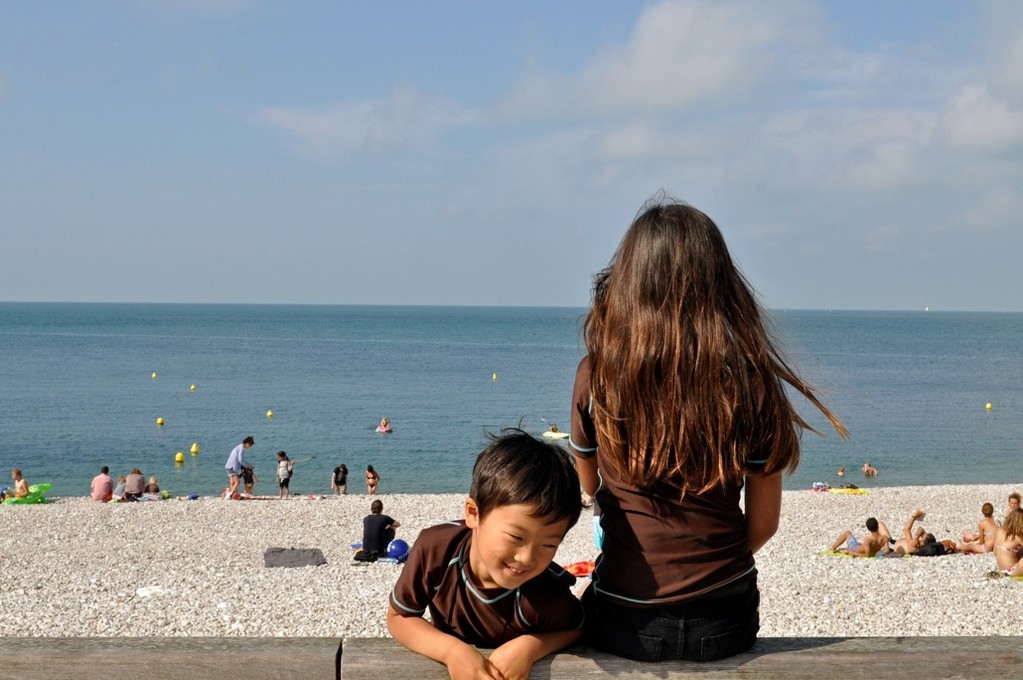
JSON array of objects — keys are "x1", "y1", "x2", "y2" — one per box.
[
  {"x1": 955, "y1": 186, "x2": 1023, "y2": 232},
  {"x1": 938, "y1": 83, "x2": 1023, "y2": 153},
  {"x1": 257, "y1": 86, "x2": 479, "y2": 156},
  {"x1": 504, "y1": 0, "x2": 817, "y2": 118}
]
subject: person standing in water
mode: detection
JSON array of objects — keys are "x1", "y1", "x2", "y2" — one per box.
[{"x1": 366, "y1": 465, "x2": 380, "y2": 494}]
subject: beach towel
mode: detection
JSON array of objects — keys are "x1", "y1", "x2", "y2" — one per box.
[
  {"x1": 819, "y1": 550, "x2": 907, "y2": 559},
  {"x1": 263, "y1": 547, "x2": 327, "y2": 568},
  {"x1": 564, "y1": 560, "x2": 596, "y2": 578},
  {"x1": 828, "y1": 488, "x2": 869, "y2": 495}
]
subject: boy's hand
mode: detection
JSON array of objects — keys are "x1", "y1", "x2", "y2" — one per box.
[
  {"x1": 443, "y1": 642, "x2": 504, "y2": 680},
  {"x1": 487, "y1": 637, "x2": 538, "y2": 680}
]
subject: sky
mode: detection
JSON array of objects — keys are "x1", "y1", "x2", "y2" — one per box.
[{"x1": 2, "y1": 1, "x2": 1022, "y2": 311}]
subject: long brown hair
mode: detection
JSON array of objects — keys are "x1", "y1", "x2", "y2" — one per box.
[
  {"x1": 584, "y1": 199, "x2": 847, "y2": 496},
  {"x1": 1004, "y1": 509, "x2": 1023, "y2": 542}
]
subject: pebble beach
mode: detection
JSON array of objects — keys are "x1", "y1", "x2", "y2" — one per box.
[{"x1": 3, "y1": 484, "x2": 1023, "y2": 639}]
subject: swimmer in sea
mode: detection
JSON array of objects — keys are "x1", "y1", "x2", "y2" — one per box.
[{"x1": 862, "y1": 462, "x2": 878, "y2": 478}]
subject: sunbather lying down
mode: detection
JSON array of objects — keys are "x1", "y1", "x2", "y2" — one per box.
[{"x1": 828, "y1": 510, "x2": 936, "y2": 557}]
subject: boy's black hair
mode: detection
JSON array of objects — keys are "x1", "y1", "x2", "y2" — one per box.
[
  {"x1": 470, "y1": 428, "x2": 582, "y2": 530},
  {"x1": 243, "y1": 436, "x2": 255, "y2": 446},
  {"x1": 865, "y1": 517, "x2": 879, "y2": 532}
]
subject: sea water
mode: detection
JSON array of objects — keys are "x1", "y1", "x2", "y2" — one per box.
[{"x1": 0, "y1": 303, "x2": 1021, "y2": 498}]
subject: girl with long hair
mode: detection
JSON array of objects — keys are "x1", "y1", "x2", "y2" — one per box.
[{"x1": 570, "y1": 198, "x2": 846, "y2": 662}]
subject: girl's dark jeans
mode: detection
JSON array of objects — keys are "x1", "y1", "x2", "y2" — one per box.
[{"x1": 583, "y1": 572, "x2": 760, "y2": 662}]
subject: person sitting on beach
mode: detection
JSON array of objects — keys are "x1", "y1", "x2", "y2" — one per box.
[
  {"x1": 861, "y1": 461, "x2": 878, "y2": 478},
  {"x1": 361, "y1": 499, "x2": 401, "y2": 558},
  {"x1": 331, "y1": 464, "x2": 348, "y2": 495},
  {"x1": 90, "y1": 466, "x2": 113, "y2": 502},
  {"x1": 124, "y1": 468, "x2": 145, "y2": 502},
  {"x1": 1006, "y1": 493, "x2": 1021, "y2": 522},
  {"x1": 276, "y1": 451, "x2": 295, "y2": 500},
  {"x1": 11, "y1": 468, "x2": 29, "y2": 499},
  {"x1": 828, "y1": 517, "x2": 888, "y2": 557},
  {"x1": 959, "y1": 503, "x2": 998, "y2": 554},
  {"x1": 112, "y1": 475, "x2": 126, "y2": 501},
  {"x1": 990, "y1": 509, "x2": 1023, "y2": 578},
  {"x1": 365, "y1": 465, "x2": 380, "y2": 495},
  {"x1": 143, "y1": 476, "x2": 160, "y2": 494},
  {"x1": 388, "y1": 429, "x2": 584, "y2": 680},
  {"x1": 242, "y1": 465, "x2": 257, "y2": 496}
]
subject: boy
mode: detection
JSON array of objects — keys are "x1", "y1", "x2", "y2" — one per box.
[
  {"x1": 11, "y1": 468, "x2": 29, "y2": 499},
  {"x1": 388, "y1": 430, "x2": 583, "y2": 680},
  {"x1": 829, "y1": 517, "x2": 888, "y2": 557},
  {"x1": 362, "y1": 499, "x2": 401, "y2": 557}
]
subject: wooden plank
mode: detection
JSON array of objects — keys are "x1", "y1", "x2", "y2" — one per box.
[
  {"x1": 340, "y1": 636, "x2": 1023, "y2": 679},
  {"x1": 0, "y1": 637, "x2": 341, "y2": 680},
  {"x1": 2, "y1": 636, "x2": 1020, "y2": 679}
]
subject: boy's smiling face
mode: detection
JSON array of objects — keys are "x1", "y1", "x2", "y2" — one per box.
[{"x1": 464, "y1": 499, "x2": 570, "y2": 590}]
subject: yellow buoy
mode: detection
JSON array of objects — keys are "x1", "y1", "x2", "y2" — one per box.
[
  {"x1": 986, "y1": 403, "x2": 993, "y2": 411},
  {"x1": 151, "y1": 372, "x2": 158, "y2": 380},
  {"x1": 492, "y1": 373, "x2": 498, "y2": 381},
  {"x1": 190, "y1": 384, "x2": 196, "y2": 392},
  {"x1": 190, "y1": 442, "x2": 200, "y2": 455},
  {"x1": 156, "y1": 417, "x2": 165, "y2": 426},
  {"x1": 266, "y1": 410, "x2": 274, "y2": 418},
  {"x1": 175, "y1": 452, "x2": 185, "y2": 463}
]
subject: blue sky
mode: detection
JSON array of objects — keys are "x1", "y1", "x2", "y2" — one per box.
[{"x1": 2, "y1": 1, "x2": 1021, "y2": 311}]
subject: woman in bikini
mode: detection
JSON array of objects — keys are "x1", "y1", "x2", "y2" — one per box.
[
  {"x1": 959, "y1": 502, "x2": 998, "y2": 554},
  {"x1": 365, "y1": 465, "x2": 380, "y2": 495},
  {"x1": 992, "y1": 508, "x2": 1023, "y2": 577}
]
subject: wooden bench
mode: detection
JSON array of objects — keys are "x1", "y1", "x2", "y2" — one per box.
[
  {"x1": 342, "y1": 636, "x2": 1023, "y2": 678},
  {"x1": 2, "y1": 636, "x2": 1020, "y2": 679},
  {"x1": 0, "y1": 637, "x2": 340, "y2": 679}
]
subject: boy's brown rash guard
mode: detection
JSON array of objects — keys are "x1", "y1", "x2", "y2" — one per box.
[
  {"x1": 569, "y1": 356, "x2": 767, "y2": 606},
  {"x1": 390, "y1": 521, "x2": 584, "y2": 646}
]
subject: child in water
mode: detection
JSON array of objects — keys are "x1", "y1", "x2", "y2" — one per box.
[{"x1": 569, "y1": 197, "x2": 846, "y2": 662}]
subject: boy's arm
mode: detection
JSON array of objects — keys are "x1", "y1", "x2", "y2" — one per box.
[
  {"x1": 487, "y1": 629, "x2": 583, "y2": 680},
  {"x1": 387, "y1": 605, "x2": 502, "y2": 680}
]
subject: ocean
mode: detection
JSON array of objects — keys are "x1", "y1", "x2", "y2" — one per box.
[{"x1": 1, "y1": 303, "x2": 1021, "y2": 498}]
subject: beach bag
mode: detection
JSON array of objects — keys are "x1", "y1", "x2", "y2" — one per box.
[{"x1": 915, "y1": 541, "x2": 946, "y2": 557}]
